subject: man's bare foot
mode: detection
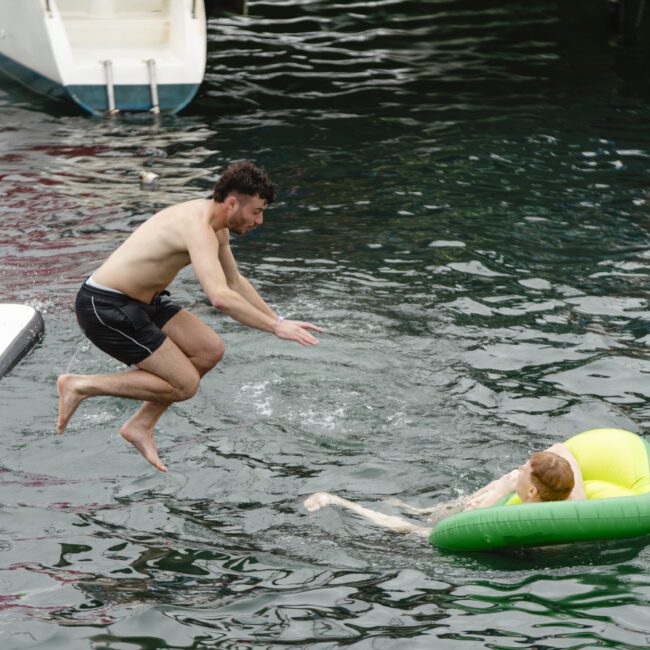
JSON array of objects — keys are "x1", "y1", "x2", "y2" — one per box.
[
  {"x1": 304, "y1": 492, "x2": 333, "y2": 512},
  {"x1": 57, "y1": 374, "x2": 87, "y2": 433},
  {"x1": 119, "y1": 423, "x2": 168, "y2": 472}
]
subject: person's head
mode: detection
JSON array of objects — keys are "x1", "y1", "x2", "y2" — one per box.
[
  {"x1": 515, "y1": 451, "x2": 574, "y2": 503},
  {"x1": 212, "y1": 161, "x2": 276, "y2": 236}
]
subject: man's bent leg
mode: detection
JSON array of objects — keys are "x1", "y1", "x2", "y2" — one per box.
[
  {"x1": 120, "y1": 310, "x2": 224, "y2": 443},
  {"x1": 121, "y1": 337, "x2": 206, "y2": 472},
  {"x1": 57, "y1": 337, "x2": 199, "y2": 430},
  {"x1": 57, "y1": 337, "x2": 200, "y2": 470}
]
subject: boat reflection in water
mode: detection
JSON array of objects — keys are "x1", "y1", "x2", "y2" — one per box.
[{"x1": 0, "y1": 0, "x2": 207, "y2": 115}]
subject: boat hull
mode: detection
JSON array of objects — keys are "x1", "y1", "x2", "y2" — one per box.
[
  {"x1": 0, "y1": 0, "x2": 206, "y2": 115},
  {"x1": 68, "y1": 82, "x2": 201, "y2": 114}
]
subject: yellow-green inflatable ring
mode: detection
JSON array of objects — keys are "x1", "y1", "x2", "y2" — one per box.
[{"x1": 429, "y1": 429, "x2": 650, "y2": 552}]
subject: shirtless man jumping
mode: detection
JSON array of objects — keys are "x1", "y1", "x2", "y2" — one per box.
[{"x1": 57, "y1": 161, "x2": 322, "y2": 472}]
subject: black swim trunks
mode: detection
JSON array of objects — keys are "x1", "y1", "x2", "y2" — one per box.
[{"x1": 75, "y1": 280, "x2": 183, "y2": 365}]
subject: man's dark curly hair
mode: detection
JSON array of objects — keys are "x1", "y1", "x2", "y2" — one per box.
[{"x1": 212, "y1": 160, "x2": 276, "y2": 204}]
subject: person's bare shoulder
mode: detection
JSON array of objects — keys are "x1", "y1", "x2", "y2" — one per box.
[
  {"x1": 163, "y1": 199, "x2": 215, "y2": 238},
  {"x1": 547, "y1": 442, "x2": 586, "y2": 500},
  {"x1": 546, "y1": 443, "x2": 572, "y2": 460},
  {"x1": 146, "y1": 198, "x2": 206, "y2": 224}
]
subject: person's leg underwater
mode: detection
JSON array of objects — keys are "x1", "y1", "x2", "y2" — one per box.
[{"x1": 304, "y1": 492, "x2": 431, "y2": 537}]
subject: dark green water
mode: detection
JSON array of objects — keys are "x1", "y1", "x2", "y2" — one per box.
[{"x1": 2, "y1": 1, "x2": 650, "y2": 648}]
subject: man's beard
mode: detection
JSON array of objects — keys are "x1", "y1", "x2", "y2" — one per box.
[
  {"x1": 232, "y1": 223, "x2": 254, "y2": 236},
  {"x1": 230, "y1": 209, "x2": 251, "y2": 235}
]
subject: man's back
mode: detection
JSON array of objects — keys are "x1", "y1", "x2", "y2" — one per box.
[{"x1": 94, "y1": 198, "x2": 217, "y2": 302}]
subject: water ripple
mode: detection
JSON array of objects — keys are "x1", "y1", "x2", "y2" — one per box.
[{"x1": 1, "y1": 0, "x2": 650, "y2": 647}]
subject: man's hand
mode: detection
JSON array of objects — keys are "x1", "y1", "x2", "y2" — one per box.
[{"x1": 274, "y1": 319, "x2": 323, "y2": 345}]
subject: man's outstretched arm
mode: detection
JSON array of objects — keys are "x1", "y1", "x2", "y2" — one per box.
[
  {"x1": 228, "y1": 271, "x2": 323, "y2": 343},
  {"x1": 216, "y1": 231, "x2": 279, "y2": 317},
  {"x1": 304, "y1": 492, "x2": 431, "y2": 537},
  {"x1": 188, "y1": 225, "x2": 322, "y2": 345},
  {"x1": 217, "y1": 227, "x2": 324, "y2": 345}
]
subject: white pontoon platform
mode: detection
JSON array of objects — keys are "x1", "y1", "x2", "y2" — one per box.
[{"x1": 0, "y1": 304, "x2": 44, "y2": 379}]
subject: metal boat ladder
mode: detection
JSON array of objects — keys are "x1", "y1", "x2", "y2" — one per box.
[
  {"x1": 146, "y1": 59, "x2": 160, "y2": 114},
  {"x1": 102, "y1": 59, "x2": 160, "y2": 115},
  {"x1": 102, "y1": 59, "x2": 118, "y2": 115}
]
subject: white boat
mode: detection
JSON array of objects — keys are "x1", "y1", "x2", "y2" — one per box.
[
  {"x1": 0, "y1": 0, "x2": 207, "y2": 114},
  {"x1": 0, "y1": 304, "x2": 44, "y2": 379}
]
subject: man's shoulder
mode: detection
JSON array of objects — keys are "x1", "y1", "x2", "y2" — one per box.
[{"x1": 156, "y1": 198, "x2": 209, "y2": 220}]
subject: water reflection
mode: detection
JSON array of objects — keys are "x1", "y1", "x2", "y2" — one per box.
[{"x1": 1, "y1": 0, "x2": 650, "y2": 647}]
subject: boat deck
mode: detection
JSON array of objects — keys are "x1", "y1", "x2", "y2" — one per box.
[{"x1": 57, "y1": 0, "x2": 176, "y2": 60}]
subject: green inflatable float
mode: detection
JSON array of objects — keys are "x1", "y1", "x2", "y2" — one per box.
[{"x1": 429, "y1": 428, "x2": 650, "y2": 552}]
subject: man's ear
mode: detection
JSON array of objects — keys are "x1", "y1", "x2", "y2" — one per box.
[{"x1": 226, "y1": 195, "x2": 238, "y2": 212}]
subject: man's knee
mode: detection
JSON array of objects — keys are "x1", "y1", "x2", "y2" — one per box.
[
  {"x1": 211, "y1": 338, "x2": 225, "y2": 366},
  {"x1": 173, "y1": 370, "x2": 200, "y2": 401},
  {"x1": 195, "y1": 338, "x2": 225, "y2": 375}
]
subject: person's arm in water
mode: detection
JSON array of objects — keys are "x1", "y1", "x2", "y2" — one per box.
[
  {"x1": 304, "y1": 471, "x2": 519, "y2": 536},
  {"x1": 463, "y1": 469, "x2": 519, "y2": 510},
  {"x1": 387, "y1": 468, "x2": 520, "y2": 515},
  {"x1": 467, "y1": 443, "x2": 585, "y2": 507},
  {"x1": 303, "y1": 442, "x2": 586, "y2": 536},
  {"x1": 187, "y1": 223, "x2": 323, "y2": 345},
  {"x1": 385, "y1": 497, "x2": 449, "y2": 516},
  {"x1": 304, "y1": 492, "x2": 431, "y2": 537}
]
